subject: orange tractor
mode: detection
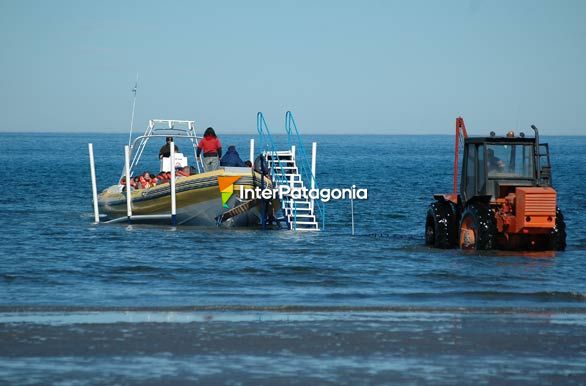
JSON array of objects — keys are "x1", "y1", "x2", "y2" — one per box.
[{"x1": 425, "y1": 117, "x2": 566, "y2": 251}]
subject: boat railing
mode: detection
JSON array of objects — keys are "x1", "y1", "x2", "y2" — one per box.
[
  {"x1": 125, "y1": 119, "x2": 205, "y2": 178},
  {"x1": 285, "y1": 111, "x2": 325, "y2": 230}
]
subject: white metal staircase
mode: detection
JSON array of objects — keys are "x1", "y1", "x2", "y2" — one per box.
[{"x1": 266, "y1": 149, "x2": 319, "y2": 231}]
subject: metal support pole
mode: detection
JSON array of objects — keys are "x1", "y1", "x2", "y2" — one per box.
[
  {"x1": 311, "y1": 142, "x2": 317, "y2": 190},
  {"x1": 311, "y1": 142, "x2": 317, "y2": 214},
  {"x1": 128, "y1": 73, "x2": 138, "y2": 146},
  {"x1": 249, "y1": 138, "x2": 254, "y2": 164},
  {"x1": 88, "y1": 143, "x2": 100, "y2": 223},
  {"x1": 170, "y1": 142, "x2": 177, "y2": 225},
  {"x1": 124, "y1": 145, "x2": 132, "y2": 221},
  {"x1": 260, "y1": 163, "x2": 266, "y2": 230},
  {"x1": 351, "y1": 197, "x2": 355, "y2": 236},
  {"x1": 290, "y1": 145, "x2": 296, "y2": 188}
]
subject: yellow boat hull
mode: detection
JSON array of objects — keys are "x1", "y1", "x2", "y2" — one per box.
[{"x1": 98, "y1": 168, "x2": 278, "y2": 227}]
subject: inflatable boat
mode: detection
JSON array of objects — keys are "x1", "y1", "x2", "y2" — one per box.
[{"x1": 97, "y1": 119, "x2": 280, "y2": 227}]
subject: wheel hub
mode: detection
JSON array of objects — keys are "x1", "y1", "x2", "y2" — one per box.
[{"x1": 461, "y1": 228, "x2": 475, "y2": 248}]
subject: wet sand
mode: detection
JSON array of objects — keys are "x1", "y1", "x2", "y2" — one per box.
[{"x1": 1, "y1": 309, "x2": 586, "y2": 385}]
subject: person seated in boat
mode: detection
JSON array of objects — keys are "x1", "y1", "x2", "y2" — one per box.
[
  {"x1": 196, "y1": 127, "x2": 222, "y2": 172},
  {"x1": 120, "y1": 176, "x2": 138, "y2": 191},
  {"x1": 148, "y1": 173, "x2": 159, "y2": 187},
  {"x1": 159, "y1": 136, "x2": 180, "y2": 159},
  {"x1": 175, "y1": 166, "x2": 191, "y2": 177},
  {"x1": 137, "y1": 172, "x2": 158, "y2": 189},
  {"x1": 220, "y1": 145, "x2": 246, "y2": 167},
  {"x1": 138, "y1": 175, "x2": 148, "y2": 189},
  {"x1": 157, "y1": 171, "x2": 170, "y2": 184},
  {"x1": 137, "y1": 173, "x2": 149, "y2": 189},
  {"x1": 245, "y1": 160, "x2": 252, "y2": 167},
  {"x1": 132, "y1": 176, "x2": 142, "y2": 189}
]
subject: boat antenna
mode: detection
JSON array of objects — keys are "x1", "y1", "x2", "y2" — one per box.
[
  {"x1": 127, "y1": 72, "x2": 139, "y2": 146},
  {"x1": 515, "y1": 102, "x2": 520, "y2": 132}
]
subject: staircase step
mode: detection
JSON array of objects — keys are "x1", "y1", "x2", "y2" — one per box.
[
  {"x1": 268, "y1": 162, "x2": 295, "y2": 167},
  {"x1": 285, "y1": 206, "x2": 313, "y2": 211},
  {"x1": 283, "y1": 202, "x2": 311, "y2": 208},
  {"x1": 285, "y1": 206, "x2": 313, "y2": 212},
  {"x1": 284, "y1": 207, "x2": 313, "y2": 212},
  {"x1": 294, "y1": 223, "x2": 319, "y2": 227},
  {"x1": 284, "y1": 201, "x2": 311, "y2": 206},
  {"x1": 288, "y1": 216, "x2": 316, "y2": 221},
  {"x1": 285, "y1": 210, "x2": 314, "y2": 215}
]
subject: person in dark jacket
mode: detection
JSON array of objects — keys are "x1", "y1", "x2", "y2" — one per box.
[
  {"x1": 159, "y1": 136, "x2": 180, "y2": 159},
  {"x1": 220, "y1": 145, "x2": 246, "y2": 167},
  {"x1": 254, "y1": 154, "x2": 269, "y2": 175}
]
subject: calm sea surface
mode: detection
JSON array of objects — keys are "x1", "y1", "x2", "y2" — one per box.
[{"x1": 1, "y1": 133, "x2": 585, "y2": 384}]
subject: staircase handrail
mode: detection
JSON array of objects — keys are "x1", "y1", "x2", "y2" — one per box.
[{"x1": 257, "y1": 112, "x2": 294, "y2": 228}]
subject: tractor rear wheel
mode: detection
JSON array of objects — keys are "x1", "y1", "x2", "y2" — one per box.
[
  {"x1": 548, "y1": 208, "x2": 567, "y2": 251},
  {"x1": 425, "y1": 201, "x2": 457, "y2": 248},
  {"x1": 458, "y1": 203, "x2": 496, "y2": 250}
]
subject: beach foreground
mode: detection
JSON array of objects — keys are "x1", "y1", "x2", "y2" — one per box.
[{"x1": 1, "y1": 308, "x2": 586, "y2": 385}]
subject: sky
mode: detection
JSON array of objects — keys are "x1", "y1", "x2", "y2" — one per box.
[{"x1": 0, "y1": 0, "x2": 585, "y2": 135}]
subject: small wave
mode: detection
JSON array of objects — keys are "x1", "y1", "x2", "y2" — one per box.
[
  {"x1": 383, "y1": 213, "x2": 407, "y2": 219},
  {"x1": 110, "y1": 265, "x2": 161, "y2": 273},
  {"x1": 416, "y1": 271, "x2": 474, "y2": 280},
  {"x1": 270, "y1": 265, "x2": 316, "y2": 274},
  {"x1": 240, "y1": 267, "x2": 270, "y2": 274},
  {"x1": 2, "y1": 274, "x2": 17, "y2": 282},
  {"x1": 403, "y1": 290, "x2": 586, "y2": 302}
]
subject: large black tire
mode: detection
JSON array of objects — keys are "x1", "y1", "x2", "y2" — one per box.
[
  {"x1": 548, "y1": 208, "x2": 567, "y2": 251},
  {"x1": 459, "y1": 202, "x2": 497, "y2": 250},
  {"x1": 425, "y1": 201, "x2": 458, "y2": 248}
]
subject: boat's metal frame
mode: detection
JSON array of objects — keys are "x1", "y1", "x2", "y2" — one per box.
[{"x1": 126, "y1": 119, "x2": 205, "y2": 178}]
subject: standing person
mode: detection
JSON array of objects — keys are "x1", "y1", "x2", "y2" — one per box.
[
  {"x1": 197, "y1": 127, "x2": 222, "y2": 172},
  {"x1": 159, "y1": 136, "x2": 180, "y2": 159}
]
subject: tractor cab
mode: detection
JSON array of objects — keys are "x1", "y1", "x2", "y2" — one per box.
[{"x1": 460, "y1": 133, "x2": 552, "y2": 204}]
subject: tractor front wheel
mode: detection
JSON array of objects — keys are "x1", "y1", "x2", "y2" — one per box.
[{"x1": 459, "y1": 203, "x2": 496, "y2": 250}]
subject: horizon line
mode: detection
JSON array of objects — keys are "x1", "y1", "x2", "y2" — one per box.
[{"x1": 1, "y1": 130, "x2": 585, "y2": 137}]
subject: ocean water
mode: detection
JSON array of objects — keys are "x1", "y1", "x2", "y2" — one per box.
[{"x1": 1, "y1": 133, "x2": 586, "y2": 384}]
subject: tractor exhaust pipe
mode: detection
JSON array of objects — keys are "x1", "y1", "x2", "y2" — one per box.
[{"x1": 531, "y1": 125, "x2": 541, "y2": 185}]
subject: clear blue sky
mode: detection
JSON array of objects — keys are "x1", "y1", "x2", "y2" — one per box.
[{"x1": 0, "y1": 0, "x2": 584, "y2": 134}]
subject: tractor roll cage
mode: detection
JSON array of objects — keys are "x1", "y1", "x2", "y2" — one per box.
[
  {"x1": 460, "y1": 139, "x2": 551, "y2": 204},
  {"x1": 452, "y1": 118, "x2": 552, "y2": 205}
]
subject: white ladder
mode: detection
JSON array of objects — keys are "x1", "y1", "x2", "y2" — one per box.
[{"x1": 266, "y1": 150, "x2": 319, "y2": 231}]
